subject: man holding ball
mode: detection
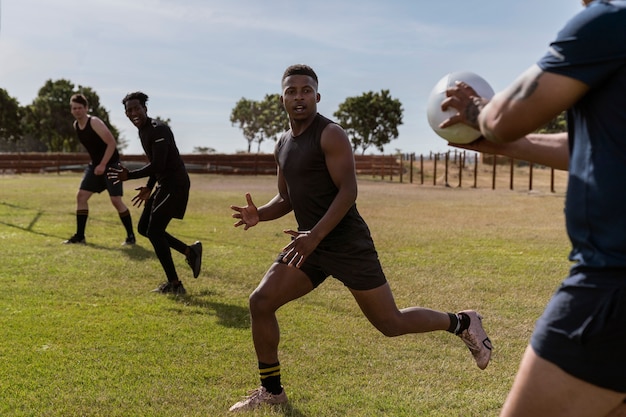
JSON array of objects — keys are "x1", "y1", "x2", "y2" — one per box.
[{"x1": 442, "y1": 1, "x2": 626, "y2": 416}]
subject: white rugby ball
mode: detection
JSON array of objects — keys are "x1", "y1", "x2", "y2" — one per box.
[{"x1": 426, "y1": 71, "x2": 494, "y2": 144}]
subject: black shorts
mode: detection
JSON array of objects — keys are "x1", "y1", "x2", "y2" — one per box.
[
  {"x1": 79, "y1": 163, "x2": 123, "y2": 196},
  {"x1": 275, "y1": 236, "x2": 387, "y2": 291},
  {"x1": 151, "y1": 177, "x2": 190, "y2": 220},
  {"x1": 530, "y1": 268, "x2": 626, "y2": 392}
]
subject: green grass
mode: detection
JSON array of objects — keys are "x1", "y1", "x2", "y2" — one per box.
[{"x1": 0, "y1": 173, "x2": 570, "y2": 416}]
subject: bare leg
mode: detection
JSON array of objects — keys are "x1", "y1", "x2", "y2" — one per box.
[
  {"x1": 249, "y1": 263, "x2": 314, "y2": 364},
  {"x1": 109, "y1": 195, "x2": 129, "y2": 213},
  {"x1": 76, "y1": 189, "x2": 92, "y2": 211},
  {"x1": 500, "y1": 346, "x2": 626, "y2": 417},
  {"x1": 349, "y1": 282, "x2": 451, "y2": 336}
]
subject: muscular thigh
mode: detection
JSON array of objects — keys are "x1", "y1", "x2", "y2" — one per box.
[{"x1": 252, "y1": 263, "x2": 314, "y2": 310}]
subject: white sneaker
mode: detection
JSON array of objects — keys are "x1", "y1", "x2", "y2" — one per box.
[
  {"x1": 229, "y1": 386, "x2": 288, "y2": 412},
  {"x1": 457, "y1": 310, "x2": 492, "y2": 370}
]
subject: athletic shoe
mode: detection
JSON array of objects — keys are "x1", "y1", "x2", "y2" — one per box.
[
  {"x1": 63, "y1": 235, "x2": 86, "y2": 245},
  {"x1": 151, "y1": 281, "x2": 186, "y2": 295},
  {"x1": 229, "y1": 386, "x2": 288, "y2": 412},
  {"x1": 186, "y1": 241, "x2": 202, "y2": 278},
  {"x1": 457, "y1": 310, "x2": 492, "y2": 370},
  {"x1": 122, "y1": 235, "x2": 136, "y2": 246}
]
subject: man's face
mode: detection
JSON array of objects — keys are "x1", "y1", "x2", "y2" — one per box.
[
  {"x1": 124, "y1": 99, "x2": 148, "y2": 128},
  {"x1": 70, "y1": 102, "x2": 87, "y2": 120},
  {"x1": 280, "y1": 75, "x2": 320, "y2": 121}
]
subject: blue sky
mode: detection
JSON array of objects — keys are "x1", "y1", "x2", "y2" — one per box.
[{"x1": 0, "y1": 0, "x2": 582, "y2": 155}]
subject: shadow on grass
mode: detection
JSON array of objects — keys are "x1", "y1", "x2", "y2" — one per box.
[
  {"x1": 170, "y1": 290, "x2": 251, "y2": 329},
  {"x1": 277, "y1": 402, "x2": 309, "y2": 417}
]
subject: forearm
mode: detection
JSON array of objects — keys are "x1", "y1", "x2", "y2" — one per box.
[
  {"x1": 99, "y1": 144, "x2": 117, "y2": 167},
  {"x1": 482, "y1": 132, "x2": 569, "y2": 170},
  {"x1": 257, "y1": 194, "x2": 292, "y2": 222}
]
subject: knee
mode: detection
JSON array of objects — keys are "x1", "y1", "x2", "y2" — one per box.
[
  {"x1": 372, "y1": 318, "x2": 403, "y2": 338},
  {"x1": 248, "y1": 289, "x2": 275, "y2": 317},
  {"x1": 378, "y1": 326, "x2": 402, "y2": 338}
]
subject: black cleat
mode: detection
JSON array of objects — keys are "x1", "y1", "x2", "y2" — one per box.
[
  {"x1": 122, "y1": 235, "x2": 136, "y2": 246},
  {"x1": 151, "y1": 281, "x2": 186, "y2": 295},
  {"x1": 186, "y1": 241, "x2": 202, "y2": 278},
  {"x1": 63, "y1": 235, "x2": 86, "y2": 245}
]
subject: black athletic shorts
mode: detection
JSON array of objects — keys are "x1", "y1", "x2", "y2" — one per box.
[
  {"x1": 275, "y1": 236, "x2": 387, "y2": 291},
  {"x1": 79, "y1": 163, "x2": 123, "y2": 196},
  {"x1": 150, "y1": 175, "x2": 190, "y2": 220},
  {"x1": 530, "y1": 268, "x2": 626, "y2": 392}
]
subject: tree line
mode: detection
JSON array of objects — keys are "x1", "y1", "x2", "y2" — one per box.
[{"x1": 1, "y1": 79, "x2": 404, "y2": 154}]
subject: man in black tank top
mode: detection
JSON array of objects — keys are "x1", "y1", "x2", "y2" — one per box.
[
  {"x1": 228, "y1": 65, "x2": 492, "y2": 412},
  {"x1": 63, "y1": 93, "x2": 135, "y2": 246}
]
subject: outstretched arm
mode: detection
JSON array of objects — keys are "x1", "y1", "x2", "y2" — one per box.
[
  {"x1": 441, "y1": 64, "x2": 588, "y2": 171},
  {"x1": 451, "y1": 132, "x2": 569, "y2": 171},
  {"x1": 230, "y1": 167, "x2": 292, "y2": 230}
]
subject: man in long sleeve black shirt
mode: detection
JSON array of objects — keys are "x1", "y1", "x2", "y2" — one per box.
[{"x1": 108, "y1": 91, "x2": 202, "y2": 294}]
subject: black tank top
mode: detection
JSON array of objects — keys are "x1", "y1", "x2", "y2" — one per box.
[
  {"x1": 74, "y1": 117, "x2": 120, "y2": 165},
  {"x1": 275, "y1": 113, "x2": 372, "y2": 245}
]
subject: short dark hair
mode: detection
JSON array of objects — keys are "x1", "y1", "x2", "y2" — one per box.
[
  {"x1": 122, "y1": 91, "x2": 149, "y2": 107},
  {"x1": 70, "y1": 93, "x2": 88, "y2": 107},
  {"x1": 282, "y1": 64, "x2": 318, "y2": 86}
]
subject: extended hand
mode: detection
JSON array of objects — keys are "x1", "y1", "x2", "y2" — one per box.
[
  {"x1": 230, "y1": 193, "x2": 259, "y2": 230},
  {"x1": 132, "y1": 187, "x2": 151, "y2": 208},
  {"x1": 439, "y1": 81, "x2": 488, "y2": 131},
  {"x1": 281, "y1": 229, "x2": 319, "y2": 268},
  {"x1": 107, "y1": 165, "x2": 129, "y2": 184}
]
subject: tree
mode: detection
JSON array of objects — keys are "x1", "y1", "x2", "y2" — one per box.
[
  {"x1": 0, "y1": 88, "x2": 23, "y2": 143},
  {"x1": 22, "y1": 79, "x2": 122, "y2": 152},
  {"x1": 334, "y1": 90, "x2": 403, "y2": 154},
  {"x1": 230, "y1": 98, "x2": 261, "y2": 153},
  {"x1": 230, "y1": 94, "x2": 288, "y2": 153},
  {"x1": 193, "y1": 146, "x2": 216, "y2": 154},
  {"x1": 257, "y1": 93, "x2": 289, "y2": 153}
]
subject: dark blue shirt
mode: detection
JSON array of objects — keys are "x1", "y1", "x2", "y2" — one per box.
[{"x1": 538, "y1": 0, "x2": 626, "y2": 269}]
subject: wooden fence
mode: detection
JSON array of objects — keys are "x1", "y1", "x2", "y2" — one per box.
[
  {"x1": 0, "y1": 151, "x2": 567, "y2": 192},
  {"x1": 0, "y1": 153, "x2": 401, "y2": 177}
]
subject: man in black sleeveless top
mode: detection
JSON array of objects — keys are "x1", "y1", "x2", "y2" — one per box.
[
  {"x1": 229, "y1": 64, "x2": 492, "y2": 412},
  {"x1": 107, "y1": 92, "x2": 202, "y2": 295},
  {"x1": 63, "y1": 93, "x2": 135, "y2": 246}
]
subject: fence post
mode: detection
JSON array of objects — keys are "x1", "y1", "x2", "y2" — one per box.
[
  {"x1": 492, "y1": 154, "x2": 497, "y2": 190},
  {"x1": 529, "y1": 163, "x2": 534, "y2": 191},
  {"x1": 473, "y1": 152, "x2": 478, "y2": 188},
  {"x1": 550, "y1": 168, "x2": 555, "y2": 193},
  {"x1": 509, "y1": 158, "x2": 514, "y2": 190},
  {"x1": 443, "y1": 151, "x2": 450, "y2": 187},
  {"x1": 420, "y1": 154, "x2": 424, "y2": 185},
  {"x1": 433, "y1": 154, "x2": 438, "y2": 186},
  {"x1": 458, "y1": 151, "x2": 464, "y2": 188},
  {"x1": 409, "y1": 153, "x2": 414, "y2": 184}
]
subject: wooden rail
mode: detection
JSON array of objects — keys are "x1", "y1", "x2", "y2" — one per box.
[{"x1": 0, "y1": 153, "x2": 402, "y2": 177}]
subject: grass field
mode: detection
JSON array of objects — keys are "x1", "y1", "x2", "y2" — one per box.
[{"x1": 0, "y1": 172, "x2": 571, "y2": 416}]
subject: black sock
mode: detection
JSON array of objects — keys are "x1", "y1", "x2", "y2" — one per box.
[
  {"x1": 259, "y1": 362, "x2": 282, "y2": 395},
  {"x1": 456, "y1": 312, "x2": 471, "y2": 335},
  {"x1": 446, "y1": 312, "x2": 459, "y2": 333},
  {"x1": 76, "y1": 210, "x2": 88, "y2": 238},
  {"x1": 446, "y1": 312, "x2": 471, "y2": 335},
  {"x1": 119, "y1": 209, "x2": 134, "y2": 237}
]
